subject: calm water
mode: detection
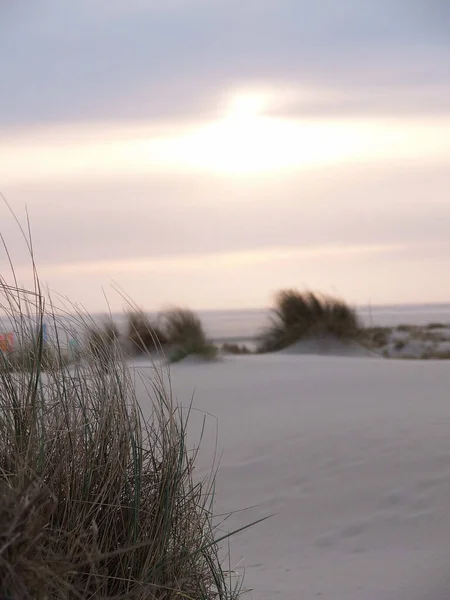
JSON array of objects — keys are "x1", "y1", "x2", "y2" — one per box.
[
  {"x1": 2, "y1": 304, "x2": 450, "y2": 346},
  {"x1": 197, "y1": 304, "x2": 450, "y2": 342}
]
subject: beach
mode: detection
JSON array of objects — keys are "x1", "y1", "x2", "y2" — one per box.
[
  {"x1": 3, "y1": 2, "x2": 450, "y2": 597},
  {"x1": 133, "y1": 350, "x2": 450, "y2": 599}
]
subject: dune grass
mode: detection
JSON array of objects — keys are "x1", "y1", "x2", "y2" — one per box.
[
  {"x1": 220, "y1": 343, "x2": 252, "y2": 356},
  {"x1": 162, "y1": 308, "x2": 218, "y2": 363},
  {"x1": 122, "y1": 309, "x2": 217, "y2": 363},
  {"x1": 86, "y1": 318, "x2": 119, "y2": 366},
  {"x1": 127, "y1": 311, "x2": 167, "y2": 355},
  {"x1": 363, "y1": 326, "x2": 392, "y2": 349},
  {"x1": 258, "y1": 289, "x2": 361, "y2": 353},
  {"x1": 0, "y1": 267, "x2": 250, "y2": 598},
  {"x1": 426, "y1": 322, "x2": 447, "y2": 330},
  {"x1": 396, "y1": 324, "x2": 416, "y2": 333}
]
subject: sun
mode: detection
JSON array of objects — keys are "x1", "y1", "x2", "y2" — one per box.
[
  {"x1": 4, "y1": 87, "x2": 445, "y2": 185},
  {"x1": 158, "y1": 90, "x2": 371, "y2": 175},
  {"x1": 225, "y1": 90, "x2": 271, "y2": 120}
]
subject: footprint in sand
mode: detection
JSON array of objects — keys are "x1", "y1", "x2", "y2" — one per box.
[
  {"x1": 377, "y1": 483, "x2": 435, "y2": 521},
  {"x1": 376, "y1": 489, "x2": 406, "y2": 510},
  {"x1": 314, "y1": 532, "x2": 339, "y2": 548},
  {"x1": 340, "y1": 522, "x2": 366, "y2": 538},
  {"x1": 314, "y1": 521, "x2": 366, "y2": 548}
]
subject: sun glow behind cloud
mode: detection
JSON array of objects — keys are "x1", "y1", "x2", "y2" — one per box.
[{"x1": 1, "y1": 87, "x2": 450, "y2": 185}]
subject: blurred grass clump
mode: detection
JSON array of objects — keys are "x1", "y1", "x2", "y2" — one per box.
[
  {"x1": 258, "y1": 289, "x2": 361, "y2": 352},
  {"x1": 161, "y1": 308, "x2": 217, "y2": 363}
]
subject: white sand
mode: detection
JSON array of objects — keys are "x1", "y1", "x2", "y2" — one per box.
[
  {"x1": 379, "y1": 326, "x2": 450, "y2": 359},
  {"x1": 132, "y1": 353, "x2": 450, "y2": 600},
  {"x1": 277, "y1": 335, "x2": 379, "y2": 358}
]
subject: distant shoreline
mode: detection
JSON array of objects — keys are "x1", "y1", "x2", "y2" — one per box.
[{"x1": 2, "y1": 303, "x2": 450, "y2": 360}]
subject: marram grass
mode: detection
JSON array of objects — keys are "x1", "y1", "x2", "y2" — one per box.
[
  {"x1": 258, "y1": 289, "x2": 361, "y2": 352},
  {"x1": 0, "y1": 267, "x2": 255, "y2": 599}
]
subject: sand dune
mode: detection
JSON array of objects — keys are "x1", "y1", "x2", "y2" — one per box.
[
  {"x1": 133, "y1": 353, "x2": 450, "y2": 600},
  {"x1": 277, "y1": 334, "x2": 379, "y2": 358}
]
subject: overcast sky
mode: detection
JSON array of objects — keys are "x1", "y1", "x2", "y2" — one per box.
[{"x1": 1, "y1": 0, "x2": 449, "y2": 311}]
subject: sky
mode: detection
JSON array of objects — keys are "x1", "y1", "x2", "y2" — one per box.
[{"x1": 1, "y1": 0, "x2": 450, "y2": 312}]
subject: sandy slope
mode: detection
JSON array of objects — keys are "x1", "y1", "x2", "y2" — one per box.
[
  {"x1": 132, "y1": 354, "x2": 450, "y2": 600},
  {"x1": 277, "y1": 335, "x2": 379, "y2": 357}
]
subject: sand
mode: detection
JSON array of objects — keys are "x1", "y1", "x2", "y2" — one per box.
[
  {"x1": 385, "y1": 326, "x2": 450, "y2": 359},
  {"x1": 277, "y1": 335, "x2": 379, "y2": 357},
  {"x1": 132, "y1": 351, "x2": 450, "y2": 600}
]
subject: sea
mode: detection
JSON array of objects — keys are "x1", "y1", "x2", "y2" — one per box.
[
  {"x1": 2, "y1": 304, "x2": 450, "y2": 349},
  {"x1": 195, "y1": 304, "x2": 450, "y2": 345}
]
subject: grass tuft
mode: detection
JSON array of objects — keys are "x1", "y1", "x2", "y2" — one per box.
[
  {"x1": 394, "y1": 339, "x2": 406, "y2": 351},
  {"x1": 396, "y1": 324, "x2": 416, "y2": 333},
  {"x1": 426, "y1": 322, "x2": 447, "y2": 330},
  {"x1": 0, "y1": 263, "x2": 247, "y2": 599},
  {"x1": 221, "y1": 343, "x2": 251, "y2": 355},
  {"x1": 162, "y1": 308, "x2": 218, "y2": 363},
  {"x1": 258, "y1": 289, "x2": 361, "y2": 352},
  {"x1": 86, "y1": 318, "x2": 119, "y2": 364},
  {"x1": 363, "y1": 326, "x2": 392, "y2": 349},
  {"x1": 127, "y1": 311, "x2": 167, "y2": 355}
]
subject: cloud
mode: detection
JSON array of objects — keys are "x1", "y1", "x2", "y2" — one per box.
[
  {"x1": 35, "y1": 242, "x2": 411, "y2": 278},
  {"x1": 268, "y1": 85, "x2": 450, "y2": 119},
  {"x1": 1, "y1": 112, "x2": 449, "y2": 185},
  {"x1": 4, "y1": 235, "x2": 450, "y2": 311},
  {"x1": 1, "y1": 0, "x2": 449, "y2": 127},
  {"x1": 1, "y1": 1, "x2": 449, "y2": 309},
  {"x1": 1, "y1": 161, "x2": 449, "y2": 272}
]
